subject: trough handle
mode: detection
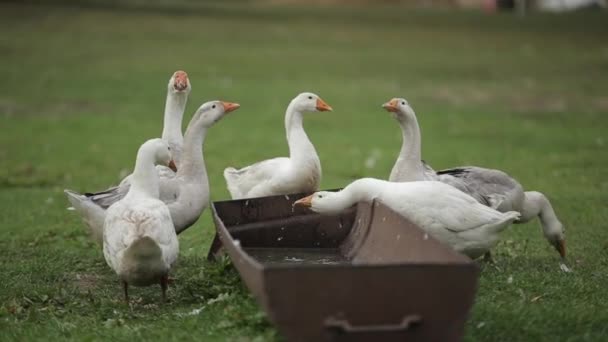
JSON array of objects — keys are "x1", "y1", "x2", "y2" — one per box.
[{"x1": 324, "y1": 314, "x2": 422, "y2": 335}]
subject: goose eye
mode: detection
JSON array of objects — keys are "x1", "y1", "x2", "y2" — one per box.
[
  {"x1": 401, "y1": 101, "x2": 405, "y2": 105},
  {"x1": 212, "y1": 105, "x2": 216, "y2": 109},
  {"x1": 308, "y1": 96, "x2": 313, "y2": 100}
]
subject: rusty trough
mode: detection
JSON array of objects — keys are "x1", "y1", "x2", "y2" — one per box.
[{"x1": 207, "y1": 191, "x2": 480, "y2": 342}]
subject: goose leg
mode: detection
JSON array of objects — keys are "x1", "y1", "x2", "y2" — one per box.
[
  {"x1": 123, "y1": 281, "x2": 129, "y2": 303},
  {"x1": 483, "y1": 252, "x2": 494, "y2": 264},
  {"x1": 160, "y1": 275, "x2": 168, "y2": 302}
]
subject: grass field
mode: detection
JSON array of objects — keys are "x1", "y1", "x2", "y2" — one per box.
[{"x1": 1, "y1": 1, "x2": 607, "y2": 341}]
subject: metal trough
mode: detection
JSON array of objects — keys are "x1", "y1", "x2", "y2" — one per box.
[{"x1": 208, "y1": 191, "x2": 479, "y2": 342}]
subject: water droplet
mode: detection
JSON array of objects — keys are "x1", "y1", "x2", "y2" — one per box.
[
  {"x1": 423, "y1": 233, "x2": 429, "y2": 240},
  {"x1": 382, "y1": 217, "x2": 386, "y2": 222},
  {"x1": 277, "y1": 236, "x2": 283, "y2": 241},
  {"x1": 396, "y1": 235, "x2": 401, "y2": 240},
  {"x1": 285, "y1": 257, "x2": 303, "y2": 262},
  {"x1": 507, "y1": 275, "x2": 513, "y2": 284}
]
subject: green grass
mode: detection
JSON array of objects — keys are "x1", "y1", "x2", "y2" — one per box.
[{"x1": 1, "y1": 2, "x2": 607, "y2": 341}]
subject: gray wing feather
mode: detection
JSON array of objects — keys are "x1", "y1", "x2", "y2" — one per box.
[{"x1": 435, "y1": 166, "x2": 524, "y2": 212}]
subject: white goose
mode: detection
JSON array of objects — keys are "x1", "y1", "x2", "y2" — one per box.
[
  {"x1": 65, "y1": 100, "x2": 241, "y2": 243},
  {"x1": 224, "y1": 92, "x2": 332, "y2": 199},
  {"x1": 103, "y1": 138, "x2": 178, "y2": 302},
  {"x1": 160, "y1": 70, "x2": 190, "y2": 165},
  {"x1": 294, "y1": 178, "x2": 521, "y2": 259},
  {"x1": 64, "y1": 70, "x2": 189, "y2": 242},
  {"x1": 382, "y1": 98, "x2": 566, "y2": 258},
  {"x1": 120, "y1": 70, "x2": 190, "y2": 183}
]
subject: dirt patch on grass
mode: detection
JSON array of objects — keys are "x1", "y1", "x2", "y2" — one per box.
[
  {"x1": 1, "y1": 98, "x2": 107, "y2": 118},
  {"x1": 73, "y1": 273, "x2": 103, "y2": 291},
  {"x1": 425, "y1": 84, "x2": 606, "y2": 113},
  {"x1": 0, "y1": 163, "x2": 61, "y2": 189},
  {"x1": 592, "y1": 96, "x2": 608, "y2": 111},
  {"x1": 509, "y1": 94, "x2": 567, "y2": 113}
]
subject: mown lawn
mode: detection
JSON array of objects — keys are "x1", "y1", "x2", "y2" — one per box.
[{"x1": 1, "y1": 2, "x2": 607, "y2": 341}]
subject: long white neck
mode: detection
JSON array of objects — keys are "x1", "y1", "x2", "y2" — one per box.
[
  {"x1": 127, "y1": 148, "x2": 160, "y2": 199},
  {"x1": 389, "y1": 108, "x2": 425, "y2": 182},
  {"x1": 167, "y1": 117, "x2": 211, "y2": 234},
  {"x1": 178, "y1": 119, "x2": 208, "y2": 183},
  {"x1": 521, "y1": 191, "x2": 563, "y2": 239},
  {"x1": 320, "y1": 178, "x2": 386, "y2": 214},
  {"x1": 285, "y1": 101, "x2": 319, "y2": 167},
  {"x1": 345, "y1": 178, "x2": 386, "y2": 201},
  {"x1": 161, "y1": 91, "x2": 188, "y2": 163}
]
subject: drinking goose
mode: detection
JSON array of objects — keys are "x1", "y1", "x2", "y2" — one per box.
[
  {"x1": 382, "y1": 98, "x2": 565, "y2": 258},
  {"x1": 295, "y1": 178, "x2": 521, "y2": 259}
]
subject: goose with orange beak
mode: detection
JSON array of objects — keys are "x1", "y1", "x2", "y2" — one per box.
[
  {"x1": 65, "y1": 100, "x2": 242, "y2": 243},
  {"x1": 381, "y1": 96, "x2": 566, "y2": 259},
  {"x1": 224, "y1": 92, "x2": 332, "y2": 199},
  {"x1": 161, "y1": 70, "x2": 191, "y2": 165},
  {"x1": 293, "y1": 177, "x2": 522, "y2": 260},
  {"x1": 103, "y1": 138, "x2": 179, "y2": 303}
]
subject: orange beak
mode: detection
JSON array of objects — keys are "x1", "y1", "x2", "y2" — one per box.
[
  {"x1": 173, "y1": 70, "x2": 189, "y2": 91},
  {"x1": 293, "y1": 195, "x2": 313, "y2": 208},
  {"x1": 221, "y1": 101, "x2": 241, "y2": 113},
  {"x1": 315, "y1": 98, "x2": 333, "y2": 112},
  {"x1": 168, "y1": 160, "x2": 178, "y2": 172},
  {"x1": 555, "y1": 239, "x2": 566, "y2": 259},
  {"x1": 382, "y1": 99, "x2": 399, "y2": 112}
]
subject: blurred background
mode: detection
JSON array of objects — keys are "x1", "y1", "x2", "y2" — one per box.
[{"x1": 1, "y1": 0, "x2": 607, "y2": 341}]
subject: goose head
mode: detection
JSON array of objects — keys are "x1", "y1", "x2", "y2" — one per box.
[
  {"x1": 142, "y1": 138, "x2": 177, "y2": 172},
  {"x1": 294, "y1": 191, "x2": 348, "y2": 215},
  {"x1": 192, "y1": 100, "x2": 241, "y2": 128},
  {"x1": 382, "y1": 97, "x2": 416, "y2": 123},
  {"x1": 548, "y1": 223, "x2": 566, "y2": 259},
  {"x1": 168, "y1": 70, "x2": 191, "y2": 94},
  {"x1": 291, "y1": 92, "x2": 333, "y2": 113},
  {"x1": 540, "y1": 217, "x2": 566, "y2": 258}
]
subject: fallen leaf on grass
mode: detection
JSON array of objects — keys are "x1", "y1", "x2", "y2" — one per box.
[
  {"x1": 218, "y1": 320, "x2": 235, "y2": 329},
  {"x1": 207, "y1": 292, "x2": 231, "y2": 305},
  {"x1": 103, "y1": 318, "x2": 125, "y2": 328},
  {"x1": 175, "y1": 306, "x2": 205, "y2": 317},
  {"x1": 530, "y1": 294, "x2": 546, "y2": 302}
]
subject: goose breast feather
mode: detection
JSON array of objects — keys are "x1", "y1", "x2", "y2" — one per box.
[{"x1": 224, "y1": 158, "x2": 290, "y2": 198}]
